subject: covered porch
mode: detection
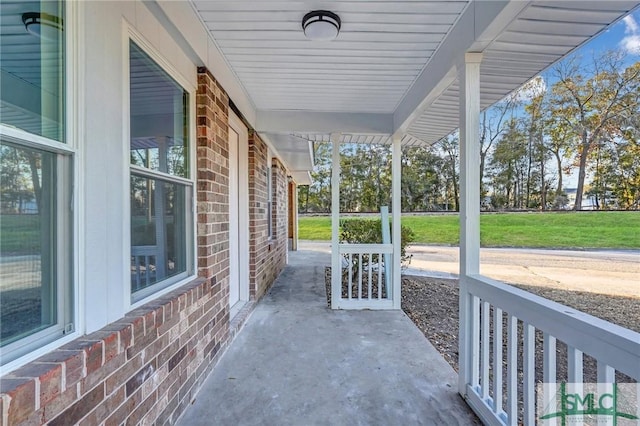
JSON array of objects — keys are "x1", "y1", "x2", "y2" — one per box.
[
  {"x1": 179, "y1": 1, "x2": 640, "y2": 424},
  {"x1": 178, "y1": 246, "x2": 480, "y2": 425}
]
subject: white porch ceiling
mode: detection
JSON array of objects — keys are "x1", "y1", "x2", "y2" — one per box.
[
  {"x1": 186, "y1": 0, "x2": 639, "y2": 175},
  {"x1": 192, "y1": 0, "x2": 469, "y2": 114}
]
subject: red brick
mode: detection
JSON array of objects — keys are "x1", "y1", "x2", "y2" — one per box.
[
  {"x1": 77, "y1": 386, "x2": 125, "y2": 426},
  {"x1": 125, "y1": 390, "x2": 157, "y2": 426},
  {"x1": 48, "y1": 383, "x2": 104, "y2": 426},
  {"x1": 105, "y1": 354, "x2": 143, "y2": 395},
  {"x1": 42, "y1": 383, "x2": 80, "y2": 422},
  {"x1": 85, "y1": 341, "x2": 104, "y2": 375},
  {"x1": 82, "y1": 352, "x2": 125, "y2": 395},
  {"x1": 35, "y1": 350, "x2": 84, "y2": 389},
  {"x1": 125, "y1": 359, "x2": 156, "y2": 397},
  {"x1": 104, "y1": 387, "x2": 142, "y2": 426},
  {"x1": 3, "y1": 378, "x2": 35, "y2": 425}
]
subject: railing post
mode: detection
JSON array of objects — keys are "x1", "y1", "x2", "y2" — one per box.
[
  {"x1": 391, "y1": 135, "x2": 402, "y2": 309},
  {"x1": 331, "y1": 134, "x2": 341, "y2": 309},
  {"x1": 458, "y1": 52, "x2": 482, "y2": 395}
]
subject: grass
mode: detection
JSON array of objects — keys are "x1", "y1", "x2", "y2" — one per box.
[
  {"x1": 1, "y1": 214, "x2": 41, "y2": 255},
  {"x1": 299, "y1": 211, "x2": 640, "y2": 249}
]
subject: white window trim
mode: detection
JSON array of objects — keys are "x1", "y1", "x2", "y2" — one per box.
[
  {"x1": 267, "y1": 150, "x2": 274, "y2": 240},
  {"x1": 0, "y1": 0, "x2": 83, "y2": 374},
  {"x1": 123, "y1": 23, "x2": 197, "y2": 311}
]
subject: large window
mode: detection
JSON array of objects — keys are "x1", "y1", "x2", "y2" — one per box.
[
  {"x1": 267, "y1": 160, "x2": 273, "y2": 239},
  {"x1": 0, "y1": 0, "x2": 73, "y2": 365},
  {"x1": 129, "y1": 41, "x2": 193, "y2": 301}
]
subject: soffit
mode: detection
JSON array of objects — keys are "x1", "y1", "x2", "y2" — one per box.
[{"x1": 406, "y1": 1, "x2": 640, "y2": 146}]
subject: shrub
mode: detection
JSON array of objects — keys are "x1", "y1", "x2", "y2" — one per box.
[{"x1": 340, "y1": 218, "x2": 415, "y2": 266}]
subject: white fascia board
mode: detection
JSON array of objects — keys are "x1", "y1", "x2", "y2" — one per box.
[
  {"x1": 261, "y1": 133, "x2": 314, "y2": 174},
  {"x1": 393, "y1": 1, "x2": 529, "y2": 136},
  {"x1": 256, "y1": 110, "x2": 393, "y2": 134},
  {"x1": 290, "y1": 171, "x2": 312, "y2": 186},
  {"x1": 152, "y1": 0, "x2": 257, "y2": 125}
]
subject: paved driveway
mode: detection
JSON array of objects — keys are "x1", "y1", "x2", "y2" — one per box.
[{"x1": 299, "y1": 241, "x2": 640, "y2": 298}]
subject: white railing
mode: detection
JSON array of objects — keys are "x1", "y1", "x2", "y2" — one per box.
[
  {"x1": 460, "y1": 274, "x2": 640, "y2": 425},
  {"x1": 332, "y1": 243, "x2": 394, "y2": 309},
  {"x1": 131, "y1": 245, "x2": 158, "y2": 291}
]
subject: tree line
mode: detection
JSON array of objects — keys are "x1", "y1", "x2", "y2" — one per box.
[{"x1": 299, "y1": 51, "x2": 640, "y2": 212}]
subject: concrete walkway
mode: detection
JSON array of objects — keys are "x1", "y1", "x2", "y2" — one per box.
[{"x1": 178, "y1": 249, "x2": 478, "y2": 426}]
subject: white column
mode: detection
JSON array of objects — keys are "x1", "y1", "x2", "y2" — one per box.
[
  {"x1": 292, "y1": 182, "x2": 298, "y2": 251},
  {"x1": 459, "y1": 52, "x2": 482, "y2": 277},
  {"x1": 330, "y1": 135, "x2": 341, "y2": 309},
  {"x1": 458, "y1": 52, "x2": 482, "y2": 395},
  {"x1": 391, "y1": 135, "x2": 402, "y2": 309}
]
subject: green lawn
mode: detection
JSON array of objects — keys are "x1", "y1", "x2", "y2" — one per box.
[
  {"x1": 1, "y1": 214, "x2": 41, "y2": 255},
  {"x1": 299, "y1": 211, "x2": 640, "y2": 249}
]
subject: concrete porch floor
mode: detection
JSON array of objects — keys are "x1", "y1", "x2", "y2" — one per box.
[{"x1": 178, "y1": 248, "x2": 479, "y2": 425}]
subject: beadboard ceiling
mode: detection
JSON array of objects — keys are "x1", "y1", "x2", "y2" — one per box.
[{"x1": 192, "y1": 0, "x2": 469, "y2": 114}]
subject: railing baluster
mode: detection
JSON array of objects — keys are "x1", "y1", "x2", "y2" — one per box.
[
  {"x1": 523, "y1": 323, "x2": 535, "y2": 426},
  {"x1": 567, "y1": 346, "x2": 584, "y2": 424},
  {"x1": 543, "y1": 333, "x2": 557, "y2": 426},
  {"x1": 481, "y1": 301, "x2": 490, "y2": 400},
  {"x1": 368, "y1": 253, "x2": 372, "y2": 300},
  {"x1": 378, "y1": 257, "x2": 382, "y2": 299},
  {"x1": 135, "y1": 256, "x2": 141, "y2": 290},
  {"x1": 348, "y1": 253, "x2": 353, "y2": 300},
  {"x1": 506, "y1": 314, "x2": 518, "y2": 425},
  {"x1": 493, "y1": 307, "x2": 503, "y2": 414},
  {"x1": 471, "y1": 294, "x2": 480, "y2": 388},
  {"x1": 358, "y1": 253, "x2": 362, "y2": 299},
  {"x1": 597, "y1": 363, "x2": 615, "y2": 426}
]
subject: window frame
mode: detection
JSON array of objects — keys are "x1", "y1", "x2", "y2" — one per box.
[
  {"x1": 267, "y1": 155, "x2": 274, "y2": 240},
  {"x1": 0, "y1": 0, "x2": 80, "y2": 370},
  {"x1": 125, "y1": 30, "x2": 197, "y2": 308}
]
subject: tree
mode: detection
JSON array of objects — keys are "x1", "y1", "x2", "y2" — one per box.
[
  {"x1": 550, "y1": 52, "x2": 640, "y2": 210},
  {"x1": 438, "y1": 135, "x2": 460, "y2": 211},
  {"x1": 479, "y1": 99, "x2": 515, "y2": 198},
  {"x1": 401, "y1": 146, "x2": 444, "y2": 211},
  {"x1": 489, "y1": 118, "x2": 528, "y2": 208}
]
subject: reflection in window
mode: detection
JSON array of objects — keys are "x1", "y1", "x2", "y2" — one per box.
[
  {"x1": 130, "y1": 175, "x2": 189, "y2": 293},
  {"x1": 0, "y1": 143, "x2": 57, "y2": 346},
  {"x1": 129, "y1": 41, "x2": 188, "y2": 177},
  {"x1": 129, "y1": 40, "x2": 192, "y2": 299},
  {"x1": 0, "y1": 1, "x2": 65, "y2": 142}
]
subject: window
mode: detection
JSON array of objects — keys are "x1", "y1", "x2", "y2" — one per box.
[
  {"x1": 267, "y1": 159, "x2": 273, "y2": 239},
  {"x1": 129, "y1": 41, "x2": 193, "y2": 301},
  {"x1": 0, "y1": 0, "x2": 73, "y2": 365}
]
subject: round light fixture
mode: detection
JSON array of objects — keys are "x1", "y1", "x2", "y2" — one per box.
[
  {"x1": 302, "y1": 10, "x2": 341, "y2": 41},
  {"x1": 22, "y1": 12, "x2": 63, "y2": 41}
]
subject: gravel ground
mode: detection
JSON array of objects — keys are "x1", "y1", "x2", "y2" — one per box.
[{"x1": 401, "y1": 275, "x2": 639, "y2": 384}]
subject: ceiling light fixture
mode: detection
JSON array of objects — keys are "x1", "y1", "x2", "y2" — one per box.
[
  {"x1": 22, "y1": 12, "x2": 63, "y2": 41},
  {"x1": 302, "y1": 10, "x2": 341, "y2": 41}
]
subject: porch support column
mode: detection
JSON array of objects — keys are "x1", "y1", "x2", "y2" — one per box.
[
  {"x1": 330, "y1": 134, "x2": 341, "y2": 309},
  {"x1": 391, "y1": 135, "x2": 402, "y2": 309},
  {"x1": 458, "y1": 52, "x2": 482, "y2": 395}
]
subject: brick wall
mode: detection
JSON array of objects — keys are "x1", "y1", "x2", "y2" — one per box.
[
  {"x1": 0, "y1": 67, "x2": 247, "y2": 426},
  {"x1": 248, "y1": 134, "x2": 288, "y2": 300}
]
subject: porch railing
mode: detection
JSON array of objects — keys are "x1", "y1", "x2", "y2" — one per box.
[
  {"x1": 332, "y1": 243, "x2": 394, "y2": 309},
  {"x1": 460, "y1": 274, "x2": 640, "y2": 425}
]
